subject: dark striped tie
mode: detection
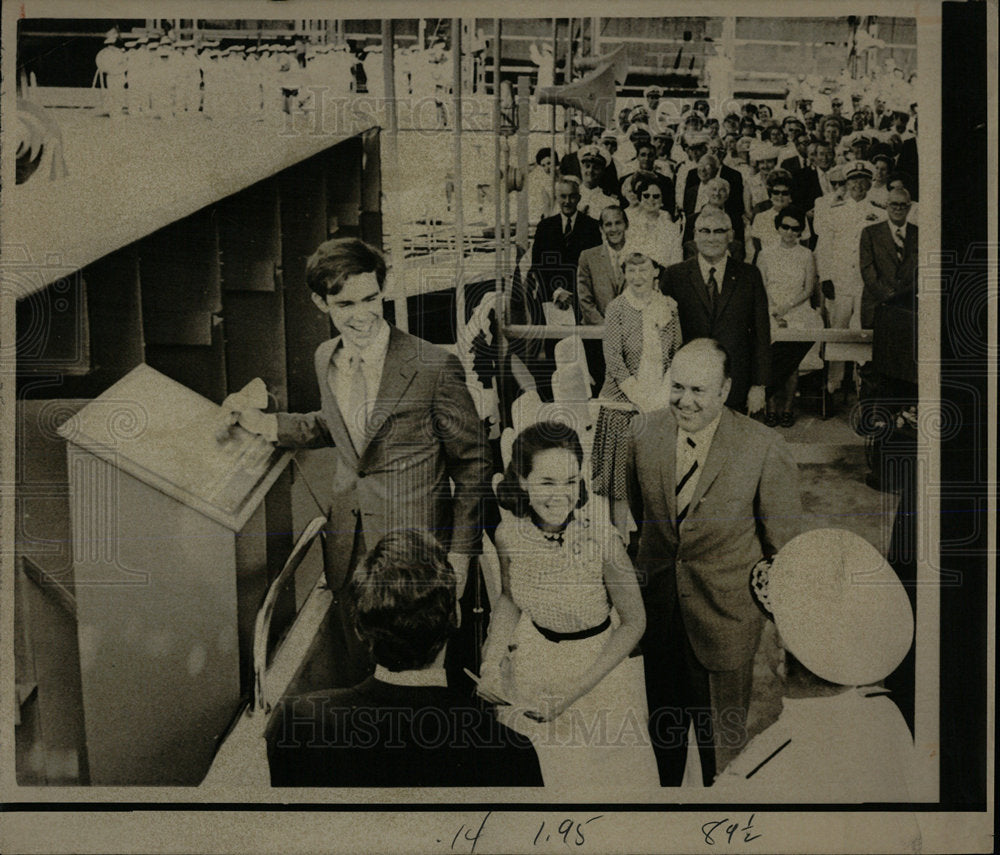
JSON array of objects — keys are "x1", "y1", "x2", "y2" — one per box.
[{"x1": 676, "y1": 436, "x2": 698, "y2": 524}]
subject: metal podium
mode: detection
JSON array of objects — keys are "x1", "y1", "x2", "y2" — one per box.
[{"x1": 59, "y1": 364, "x2": 292, "y2": 785}]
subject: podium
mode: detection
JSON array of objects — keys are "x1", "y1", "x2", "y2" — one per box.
[{"x1": 58, "y1": 364, "x2": 292, "y2": 785}]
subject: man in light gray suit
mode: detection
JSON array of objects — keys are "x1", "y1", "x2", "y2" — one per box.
[
  {"x1": 577, "y1": 204, "x2": 630, "y2": 325},
  {"x1": 225, "y1": 238, "x2": 492, "y2": 686},
  {"x1": 627, "y1": 338, "x2": 801, "y2": 786},
  {"x1": 577, "y1": 205, "x2": 630, "y2": 392}
]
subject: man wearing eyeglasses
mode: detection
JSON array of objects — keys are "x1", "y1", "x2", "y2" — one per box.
[
  {"x1": 661, "y1": 207, "x2": 770, "y2": 415},
  {"x1": 860, "y1": 188, "x2": 918, "y2": 329}
]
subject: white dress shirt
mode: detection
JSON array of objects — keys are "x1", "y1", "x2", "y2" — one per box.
[
  {"x1": 676, "y1": 412, "x2": 722, "y2": 499},
  {"x1": 374, "y1": 664, "x2": 449, "y2": 688}
]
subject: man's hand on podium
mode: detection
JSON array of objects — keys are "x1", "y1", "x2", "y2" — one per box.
[{"x1": 216, "y1": 379, "x2": 277, "y2": 443}]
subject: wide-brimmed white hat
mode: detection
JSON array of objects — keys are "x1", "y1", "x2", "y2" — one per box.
[{"x1": 751, "y1": 528, "x2": 913, "y2": 686}]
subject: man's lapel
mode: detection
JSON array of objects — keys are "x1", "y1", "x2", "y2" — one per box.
[
  {"x1": 656, "y1": 411, "x2": 679, "y2": 527},
  {"x1": 687, "y1": 408, "x2": 732, "y2": 513},
  {"x1": 714, "y1": 258, "x2": 739, "y2": 319},
  {"x1": 360, "y1": 327, "x2": 418, "y2": 459}
]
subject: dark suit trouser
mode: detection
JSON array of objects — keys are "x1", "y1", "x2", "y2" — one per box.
[{"x1": 644, "y1": 583, "x2": 754, "y2": 786}]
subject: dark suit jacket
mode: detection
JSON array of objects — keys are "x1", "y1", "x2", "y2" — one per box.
[
  {"x1": 791, "y1": 165, "x2": 826, "y2": 213},
  {"x1": 576, "y1": 243, "x2": 625, "y2": 324},
  {"x1": 265, "y1": 676, "x2": 543, "y2": 786},
  {"x1": 896, "y1": 137, "x2": 918, "y2": 199},
  {"x1": 276, "y1": 326, "x2": 491, "y2": 579},
  {"x1": 626, "y1": 406, "x2": 801, "y2": 672},
  {"x1": 660, "y1": 256, "x2": 771, "y2": 409},
  {"x1": 681, "y1": 168, "x2": 745, "y2": 245},
  {"x1": 525, "y1": 212, "x2": 602, "y2": 322},
  {"x1": 781, "y1": 154, "x2": 805, "y2": 173},
  {"x1": 859, "y1": 221, "x2": 918, "y2": 328}
]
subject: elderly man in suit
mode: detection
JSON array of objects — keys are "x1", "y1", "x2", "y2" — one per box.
[
  {"x1": 266, "y1": 531, "x2": 543, "y2": 787},
  {"x1": 519, "y1": 178, "x2": 602, "y2": 399},
  {"x1": 680, "y1": 151, "x2": 745, "y2": 246},
  {"x1": 660, "y1": 207, "x2": 771, "y2": 414},
  {"x1": 627, "y1": 338, "x2": 801, "y2": 786},
  {"x1": 224, "y1": 238, "x2": 492, "y2": 686},
  {"x1": 860, "y1": 187, "x2": 918, "y2": 328}
]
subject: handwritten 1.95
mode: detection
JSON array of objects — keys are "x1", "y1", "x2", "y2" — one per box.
[
  {"x1": 701, "y1": 814, "x2": 762, "y2": 845},
  {"x1": 534, "y1": 816, "x2": 603, "y2": 846}
]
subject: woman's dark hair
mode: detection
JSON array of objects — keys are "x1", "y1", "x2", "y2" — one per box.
[
  {"x1": 631, "y1": 171, "x2": 662, "y2": 200},
  {"x1": 774, "y1": 205, "x2": 806, "y2": 231},
  {"x1": 535, "y1": 146, "x2": 558, "y2": 166},
  {"x1": 351, "y1": 531, "x2": 458, "y2": 671},
  {"x1": 305, "y1": 237, "x2": 387, "y2": 297},
  {"x1": 496, "y1": 422, "x2": 588, "y2": 518},
  {"x1": 765, "y1": 168, "x2": 794, "y2": 191}
]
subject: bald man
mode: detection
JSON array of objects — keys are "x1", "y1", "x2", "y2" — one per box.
[{"x1": 627, "y1": 338, "x2": 801, "y2": 786}]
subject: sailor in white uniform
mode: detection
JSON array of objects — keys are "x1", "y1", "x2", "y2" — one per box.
[{"x1": 715, "y1": 528, "x2": 918, "y2": 803}]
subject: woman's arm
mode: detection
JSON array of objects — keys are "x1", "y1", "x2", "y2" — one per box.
[
  {"x1": 528, "y1": 533, "x2": 646, "y2": 721},
  {"x1": 477, "y1": 528, "x2": 523, "y2": 703}
]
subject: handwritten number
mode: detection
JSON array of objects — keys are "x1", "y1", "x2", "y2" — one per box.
[
  {"x1": 452, "y1": 825, "x2": 464, "y2": 849},
  {"x1": 534, "y1": 822, "x2": 545, "y2": 846},
  {"x1": 701, "y1": 816, "x2": 762, "y2": 846},
  {"x1": 558, "y1": 819, "x2": 574, "y2": 844}
]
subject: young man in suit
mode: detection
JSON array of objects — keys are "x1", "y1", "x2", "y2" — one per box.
[
  {"x1": 266, "y1": 531, "x2": 543, "y2": 787},
  {"x1": 223, "y1": 238, "x2": 492, "y2": 686},
  {"x1": 627, "y1": 339, "x2": 801, "y2": 786},
  {"x1": 660, "y1": 208, "x2": 770, "y2": 414},
  {"x1": 577, "y1": 205, "x2": 630, "y2": 394}
]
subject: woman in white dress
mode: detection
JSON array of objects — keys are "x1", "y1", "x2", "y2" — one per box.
[
  {"x1": 625, "y1": 173, "x2": 683, "y2": 269},
  {"x1": 477, "y1": 422, "x2": 660, "y2": 794},
  {"x1": 756, "y1": 205, "x2": 823, "y2": 426}
]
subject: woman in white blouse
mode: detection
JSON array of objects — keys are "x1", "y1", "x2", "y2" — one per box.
[{"x1": 625, "y1": 173, "x2": 683, "y2": 269}]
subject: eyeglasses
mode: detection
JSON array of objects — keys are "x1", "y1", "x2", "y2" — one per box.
[
  {"x1": 696, "y1": 227, "x2": 731, "y2": 235},
  {"x1": 769, "y1": 189, "x2": 791, "y2": 197},
  {"x1": 641, "y1": 192, "x2": 662, "y2": 199},
  {"x1": 887, "y1": 202, "x2": 911, "y2": 209},
  {"x1": 778, "y1": 223, "x2": 803, "y2": 232}
]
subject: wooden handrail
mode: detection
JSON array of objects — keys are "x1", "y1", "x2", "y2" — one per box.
[{"x1": 504, "y1": 324, "x2": 873, "y2": 343}]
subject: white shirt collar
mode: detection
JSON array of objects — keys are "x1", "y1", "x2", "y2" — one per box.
[
  {"x1": 697, "y1": 253, "x2": 729, "y2": 284},
  {"x1": 374, "y1": 664, "x2": 449, "y2": 688},
  {"x1": 334, "y1": 318, "x2": 391, "y2": 368},
  {"x1": 678, "y1": 411, "x2": 722, "y2": 450}
]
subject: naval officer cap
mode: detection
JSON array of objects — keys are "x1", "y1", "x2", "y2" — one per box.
[
  {"x1": 846, "y1": 161, "x2": 873, "y2": 181},
  {"x1": 751, "y1": 529, "x2": 913, "y2": 686},
  {"x1": 578, "y1": 144, "x2": 607, "y2": 165}
]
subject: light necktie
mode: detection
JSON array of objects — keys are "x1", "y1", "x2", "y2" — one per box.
[
  {"x1": 345, "y1": 351, "x2": 369, "y2": 453},
  {"x1": 676, "y1": 436, "x2": 698, "y2": 524},
  {"x1": 706, "y1": 266, "x2": 719, "y2": 315}
]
